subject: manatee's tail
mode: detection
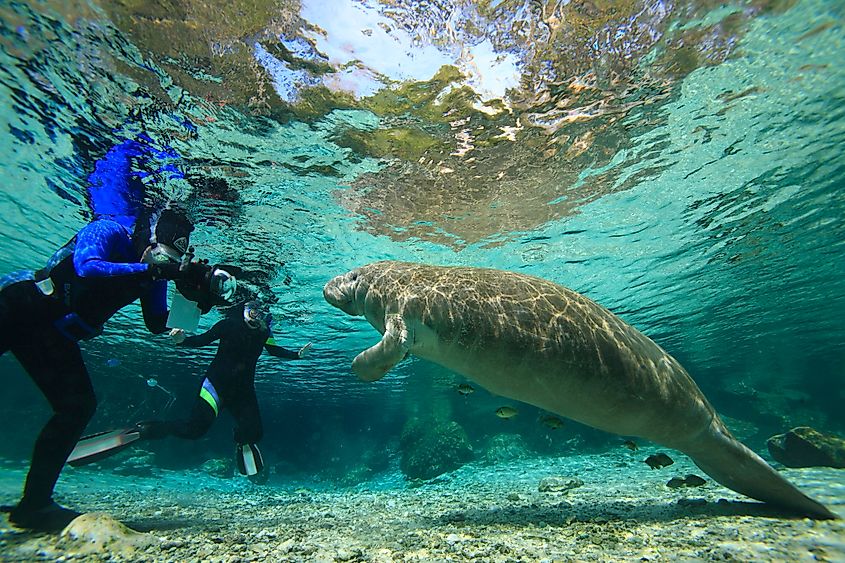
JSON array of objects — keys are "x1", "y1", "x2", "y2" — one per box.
[{"x1": 682, "y1": 420, "x2": 838, "y2": 520}]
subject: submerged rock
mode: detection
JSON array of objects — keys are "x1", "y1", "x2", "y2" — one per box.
[
  {"x1": 399, "y1": 418, "x2": 473, "y2": 480},
  {"x1": 767, "y1": 427, "x2": 845, "y2": 468},
  {"x1": 538, "y1": 476, "x2": 584, "y2": 493},
  {"x1": 58, "y1": 512, "x2": 158, "y2": 556}
]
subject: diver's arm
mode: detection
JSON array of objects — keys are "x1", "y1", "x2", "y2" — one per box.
[
  {"x1": 264, "y1": 342, "x2": 299, "y2": 359},
  {"x1": 140, "y1": 280, "x2": 169, "y2": 334},
  {"x1": 73, "y1": 221, "x2": 151, "y2": 278},
  {"x1": 264, "y1": 335, "x2": 310, "y2": 359},
  {"x1": 179, "y1": 320, "x2": 225, "y2": 348}
]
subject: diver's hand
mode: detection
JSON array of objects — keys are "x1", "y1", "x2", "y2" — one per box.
[
  {"x1": 169, "y1": 328, "x2": 186, "y2": 345},
  {"x1": 149, "y1": 262, "x2": 184, "y2": 281},
  {"x1": 183, "y1": 260, "x2": 212, "y2": 286},
  {"x1": 174, "y1": 262, "x2": 215, "y2": 306},
  {"x1": 297, "y1": 342, "x2": 312, "y2": 359}
]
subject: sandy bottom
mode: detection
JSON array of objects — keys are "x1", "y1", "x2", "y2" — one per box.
[{"x1": 1, "y1": 449, "x2": 843, "y2": 562}]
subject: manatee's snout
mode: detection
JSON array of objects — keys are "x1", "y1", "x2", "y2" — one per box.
[{"x1": 323, "y1": 270, "x2": 363, "y2": 315}]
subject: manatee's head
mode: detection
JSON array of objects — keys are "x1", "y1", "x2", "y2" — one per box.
[{"x1": 323, "y1": 268, "x2": 365, "y2": 316}]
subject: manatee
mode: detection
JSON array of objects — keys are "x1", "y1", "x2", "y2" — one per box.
[{"x1": 323, "y1": 261, "x2": 837, "y2": 519}]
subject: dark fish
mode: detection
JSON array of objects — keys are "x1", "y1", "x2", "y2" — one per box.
[
  {"x1": 456, "y1": 383, "x2": 475, "y2": 396},
  {"x1": 666, "y1": 474, "x2": 707, "y2": 488},
  {"x1": 540, "y1": 415, "x2": 564, "y2": 430},
  {"x1": 666, "y1": 477, "x2": 686, "y2": 489},
  {"x1": 683, "y1": 474, "x2": 706, "y2": 487},
  {"x1": 622, "y1": 440, "x2": 638, "y2": 451},
  {"x1": 496, "y1": 406, "x2": 518, "y2": 419},
  {"x1": 644, "y1": 453, "x2": 674, "y2": 469}
]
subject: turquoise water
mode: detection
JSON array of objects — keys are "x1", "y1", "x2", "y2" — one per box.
[{"x1": 0, "y1": 0, "x2": 844, "y2": 548}]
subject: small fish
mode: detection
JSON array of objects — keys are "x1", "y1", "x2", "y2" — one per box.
[
  {"x1": 540, "y1": 415, "x2": 564, "y2": 430},
  {"x1": 683, "y1": 474, "x2": 706, "y2": 487},
  {"x1": 146, "y1": 378, "x2": 158, "y2": 388},
  {"x1": 644, "y1": 453, "x2": 674, "y2": 470},
  {"x1": 105, "y1": 358, "x2": 120, "y2": 368},
  {"x1": 456, "y1": 383, "x2": 475, "y2": 396},
  {"x1": 622, "y1": 440, "x2": 638, "y2": 451},
  {"x1": 666, "y1": 474, "x2": 707, "y2": 489},
  {"x1": 495, "y1": 406, "x2": 518, "y2": 419},
  {"x1": 666, "y1": 477, "x2": 687, "y2": 489}
]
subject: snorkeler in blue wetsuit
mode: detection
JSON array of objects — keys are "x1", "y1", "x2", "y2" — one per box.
[
  {"x1": 134, "y1": 300, "x2": 311, "y2": 483},
  {"x1": 0, "y1": 208, "x2": 209, "y2": 531}
]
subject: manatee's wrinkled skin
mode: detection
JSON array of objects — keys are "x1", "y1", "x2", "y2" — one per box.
[{"x1": 324, "y1": 261, "x2": 836, "y2": 520}]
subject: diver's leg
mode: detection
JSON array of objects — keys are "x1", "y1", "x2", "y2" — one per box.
[
  {"x1": 137, "y1": 378, "x2": 217, "y2": 440},
  {"x1": 167, "y1": 390, "x2": 217, "y2": 440},
  {"x1": 230, "y1": 388, "x2": 263, "y2": 445},
  {"x1": 9, "y1": 329, "x2": 96, "y2": 530},
  {"x1": 0, "y1": 281, "x2": 36, "y2": 357},
  {"x1": 230, "y1": 389, "x2": 265, "y2": 478}
]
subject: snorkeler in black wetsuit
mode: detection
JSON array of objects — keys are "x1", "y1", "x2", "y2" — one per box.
[
  {"x1": 0, "y1": 208, "x2": 210, "y2": 531},
  {"x1": 136, "y1": 300, "x2": 311, "y2": 480}
]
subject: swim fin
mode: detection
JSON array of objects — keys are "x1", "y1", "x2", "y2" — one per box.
[
  {"x1": 236, "y1": 443, "x2": 264, "y2": 476},
  {"x1": 6, "y1": 501, "x2": 82, "y2": 532},
  {"x1": 67, "y1": 428, "x2": 140, "y2": 467},
  {"x1": 248, "y1": 467, "x2": 269, "y2": 485}
]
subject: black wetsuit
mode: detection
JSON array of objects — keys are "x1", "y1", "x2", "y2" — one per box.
[
  {"x1": 0, "y1": 220, "x2": 168, "y2": 515},
  {"x1": 142, "y1": 313, "x2": 301, "y2": 445}
]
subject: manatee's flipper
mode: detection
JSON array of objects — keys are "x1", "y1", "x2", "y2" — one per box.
[
  {"x1": 352, "y1": 314, "x2": 410, "y2": 382},
  {"x1": 685, "y1": 421, "x2": 837, "y2": 519}
]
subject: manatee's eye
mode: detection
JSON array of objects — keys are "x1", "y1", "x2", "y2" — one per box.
[{"x1": 349, "y1": 272, "x2": 358, "y2": 282}]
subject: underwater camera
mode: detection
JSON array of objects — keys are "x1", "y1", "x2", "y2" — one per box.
[{"x1": 173, "y1": 248, "x2": 238, "y2": 313}]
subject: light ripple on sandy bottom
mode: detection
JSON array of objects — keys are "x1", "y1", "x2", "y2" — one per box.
[{"x1": 0, "y1": 450, "x2": 843, "y2": 562}]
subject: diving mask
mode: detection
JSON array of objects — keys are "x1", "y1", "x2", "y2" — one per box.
[{"x1": 243, "y1": 300, "x2": 268, "y2": 329}]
